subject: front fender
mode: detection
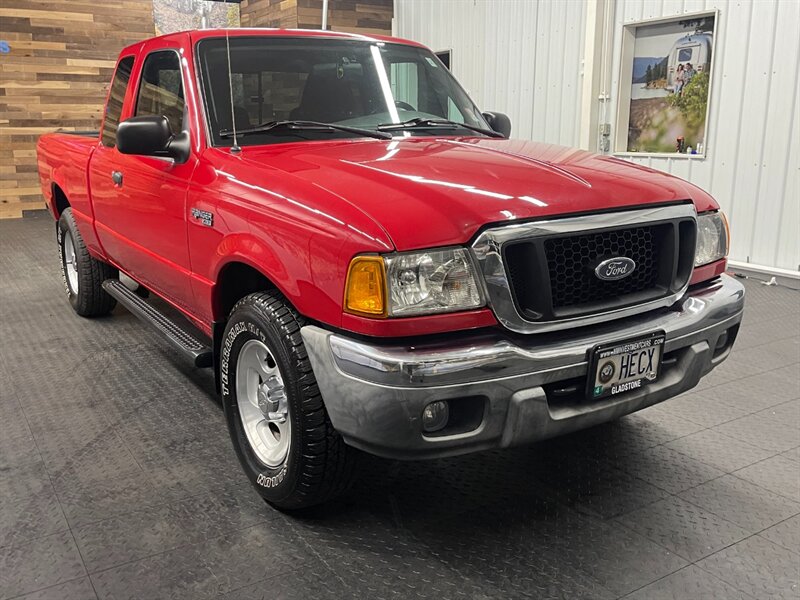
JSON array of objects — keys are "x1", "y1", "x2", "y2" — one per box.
[
  {"x1": 206, "y1": 227, "x2": 350, "y2": 330},
  {"x1": 212, "y1": 234, "x2": 295, "y2": 297},
  {"x1": 188, "y1": 152, "x2": 394, "y2": 328}
]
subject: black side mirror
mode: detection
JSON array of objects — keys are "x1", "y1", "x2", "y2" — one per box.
[
  {"x1": 117, "y1": 115, "x2": 190, "y2": 163},
  {"x1": 482, "y1": 111, "x2": 512, "y2": 138}
]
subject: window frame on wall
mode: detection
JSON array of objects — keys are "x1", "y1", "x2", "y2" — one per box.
[
  {"x1": 613, "y1": 9, "x2": 718, "y2": 159},
  {"x1": 101, "y1": 55, "x2": 136, "y2": 148},
  {"x1": 435, "y1": 49, "x2": 451, "y2": 70}
]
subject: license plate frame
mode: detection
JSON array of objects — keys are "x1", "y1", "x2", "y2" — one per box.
[{"x1": 587, "y1": 331, "x2": 666, "y2": 400}]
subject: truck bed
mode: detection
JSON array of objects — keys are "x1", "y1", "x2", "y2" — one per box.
[
  {"x1": 36, "y1": 131, "x2": 98, "y2": 233},
  {"x1": 57, "y1": 130, "x2": 100, "y2": 137}
]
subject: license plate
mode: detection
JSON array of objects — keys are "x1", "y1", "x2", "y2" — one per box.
[{"x1": 587, "y1": 332, "x2": 665, "y2": 400}]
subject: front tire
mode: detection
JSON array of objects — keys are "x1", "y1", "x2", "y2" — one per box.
[
  {"x1": 58, "y1": 208, "x2": 117, "y2": 317},
  {"x1": 220, "y1": 292, "x2": 356, "y2": 510}
]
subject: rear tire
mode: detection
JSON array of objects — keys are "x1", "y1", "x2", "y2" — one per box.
[
  {"x1": 220, "y1": 291, "x2": 356, "y2": 510},
  {"x1": 58, "y1": 208, "x2": 117, "y2": 317}
]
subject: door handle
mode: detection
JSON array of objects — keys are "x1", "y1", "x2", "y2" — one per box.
[{"x1": 111, "y1": 170, "x2": 123, "y2": 186}]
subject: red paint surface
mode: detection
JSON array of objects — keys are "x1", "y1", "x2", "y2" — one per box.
[
  {"x1": 36, "y1": 30, "x2": 723, "y2": 338},
  {"x1": 690, "y1": 258, "x2": 727, "y2": 285}
]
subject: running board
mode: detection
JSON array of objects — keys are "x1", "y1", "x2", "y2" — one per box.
[{"x1": 102, "y1": 279, "x2": 213, "y2": 368}]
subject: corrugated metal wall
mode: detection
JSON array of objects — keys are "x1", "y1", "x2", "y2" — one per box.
[
  {"x1": 610, "y1": 0, "x2": 799, "y2": 272},
  {"x1": 393, "y1": 0, "x2": 587, "y2": 147},
  {"x1": 394, "y1": 0, "x2": 799, "y2": 272}
]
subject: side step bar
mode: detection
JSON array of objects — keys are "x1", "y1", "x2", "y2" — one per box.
[{"x1": 102, "y1": 279, "x2": 213, "y2": 368}]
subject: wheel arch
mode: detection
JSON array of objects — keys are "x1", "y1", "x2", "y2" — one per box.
[
  {"x1": 213, "y1": 260, "x2": 283, "y2": 322},
  {"x1": 52, "y1": 183, "x2": 70, "y2": 218},
  {"x1": 211, "y1": 258, "x2": 297, "y2": 394}
]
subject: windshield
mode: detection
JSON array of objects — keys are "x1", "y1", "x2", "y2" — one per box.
[{"x1": 197, "y1": 36, "x2": 490, "y2": 146}]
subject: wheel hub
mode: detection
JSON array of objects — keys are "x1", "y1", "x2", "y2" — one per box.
[
  {"x1": 235, "y1": 339, "x2": 291, "y2": 467},
  {"x1": 257, "y1": 376, "x2": 288, "y2": 423}
]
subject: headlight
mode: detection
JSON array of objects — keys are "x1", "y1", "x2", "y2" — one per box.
[
  {"x1": 384, "y1": 248, "x2": 484, "y2": 316},
  {"x1": 695, "y1": 211, "x2": 729, "y2": 267}
]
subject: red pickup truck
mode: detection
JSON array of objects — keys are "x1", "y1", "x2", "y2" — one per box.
[{"x1": 37, "y1": 29, "x2": 744, "y2": 510}]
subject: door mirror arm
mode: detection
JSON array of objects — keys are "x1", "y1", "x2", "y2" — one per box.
[{"x1": 165, "y1": 131, "x2": 190, "y2": 164}]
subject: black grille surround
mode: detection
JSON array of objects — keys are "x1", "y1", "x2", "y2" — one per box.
[{"x1": 503, "y1": 211, "x2": 696, "y2": 323}]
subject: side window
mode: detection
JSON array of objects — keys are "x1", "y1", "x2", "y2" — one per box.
[
  {"x1": 390, "y1": 62, "x2": 419, "y2": 110},
  {"x1": 101, "y1": 56, "x2": 134, "y2": 147},
  {"x1": 265, "y1": 72, "x2": 308, "y2": 121},
  {"x1": 237, "y1": 71, "x2": 309, "y2": 126},
  {"x1": 135, "y1": 50, "x2": 185, "y2": 135},
  {"x1": 447, "y1": 98, "x2": 465, "y2": 123}
]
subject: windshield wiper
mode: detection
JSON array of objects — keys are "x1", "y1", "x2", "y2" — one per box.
[
  {"x1": 376, "y1": 117, "x2": 504, "y2": 138},
  {"x1": 219, "y1": 120, "x2": 391, "y2": 141}
]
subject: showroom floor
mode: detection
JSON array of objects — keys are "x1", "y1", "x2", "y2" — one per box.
[{"x1": 1, "y1": 212, "x2": 798, "y2": 600}]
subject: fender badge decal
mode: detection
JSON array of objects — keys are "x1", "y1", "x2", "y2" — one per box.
[{"x1": 191, "y1": 208, "x2": 213, "y2": 227}]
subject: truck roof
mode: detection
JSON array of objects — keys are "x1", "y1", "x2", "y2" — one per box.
[{"x1": 119, "y1": 28, "x2": 426, "y2": 56}]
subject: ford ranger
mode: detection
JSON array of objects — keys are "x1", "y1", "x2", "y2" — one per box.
[{"x1": 36, "y1": 29, "x2": 744, "y2": 510}]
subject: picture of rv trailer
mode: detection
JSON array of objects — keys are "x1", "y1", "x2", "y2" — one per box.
[{"x1": 667, "y1": 32, "x2": 713, "y2": 91}]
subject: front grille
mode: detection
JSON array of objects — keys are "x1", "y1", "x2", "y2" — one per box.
[
  {"x1": 503, "y1": 211, "x2": 696, "y2": 323},
  {"x1": 544, "y1": 226, "x2": 660, "y2": 310}
]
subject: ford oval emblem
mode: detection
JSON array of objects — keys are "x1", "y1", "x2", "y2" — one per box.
[{"x1": 595, "y1": 257, "x2": 636, "y2": 281}]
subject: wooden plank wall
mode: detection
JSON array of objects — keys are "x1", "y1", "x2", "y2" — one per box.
[
  {"x1": 239, "y1": 0, "x2": 295, "y2": 29},
  {"x1": 0, "y1": 0, "x2": 391, "y2": 219},
  {"x1": 0, "y1": 1, "x2": 155, "y2": 219},
  {"x1": 298, "y1": 0, "x2": 392, "y2": 34},
  {"x1": 240, "y1": 0, "x2": 392, "y2": 35}
]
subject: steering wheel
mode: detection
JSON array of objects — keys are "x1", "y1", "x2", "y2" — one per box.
[{"x1": 395, "y1": 100, "x2": 416, "y2": 111}]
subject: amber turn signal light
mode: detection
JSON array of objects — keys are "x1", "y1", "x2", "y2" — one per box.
[
  {"x1": 344, "y1": 255, "x2": 387, "y2": 317},
  {"x1": 721, "y1": 211, "x2": 730, "y2": 257}
]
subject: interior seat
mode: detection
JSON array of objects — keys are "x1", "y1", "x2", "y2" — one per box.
[
  {"x1": 233, "y1": 105, "x2": 251, "y2": 129},
  {"x1": 290, "y1": 69, "x2": 358, "y2": 123}
]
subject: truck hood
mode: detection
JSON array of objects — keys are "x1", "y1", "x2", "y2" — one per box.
[{"x1": 237, "y1": 137, "x2": 716, "y2": 251}]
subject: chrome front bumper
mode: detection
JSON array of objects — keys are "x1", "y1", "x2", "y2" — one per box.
[{"x1": 301, "y1": 274, "x2": 745, "y2": 460}]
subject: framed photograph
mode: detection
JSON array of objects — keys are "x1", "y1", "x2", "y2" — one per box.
[
  {"x1": 615, "y1": 11, "x2": 717, "y2": 157},
  {"x1": 153, "y1": 0, "x2": 240, "y2": 35}
]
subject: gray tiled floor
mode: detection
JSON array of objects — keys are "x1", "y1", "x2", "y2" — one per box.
[{"x1": 1, "y1": 212, "x2": 798, "y2": 600}]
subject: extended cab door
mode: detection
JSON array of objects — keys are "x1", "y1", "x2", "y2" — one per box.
[{"x1": 90, "y1": 46, "x2": 197, "y2": 312}]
